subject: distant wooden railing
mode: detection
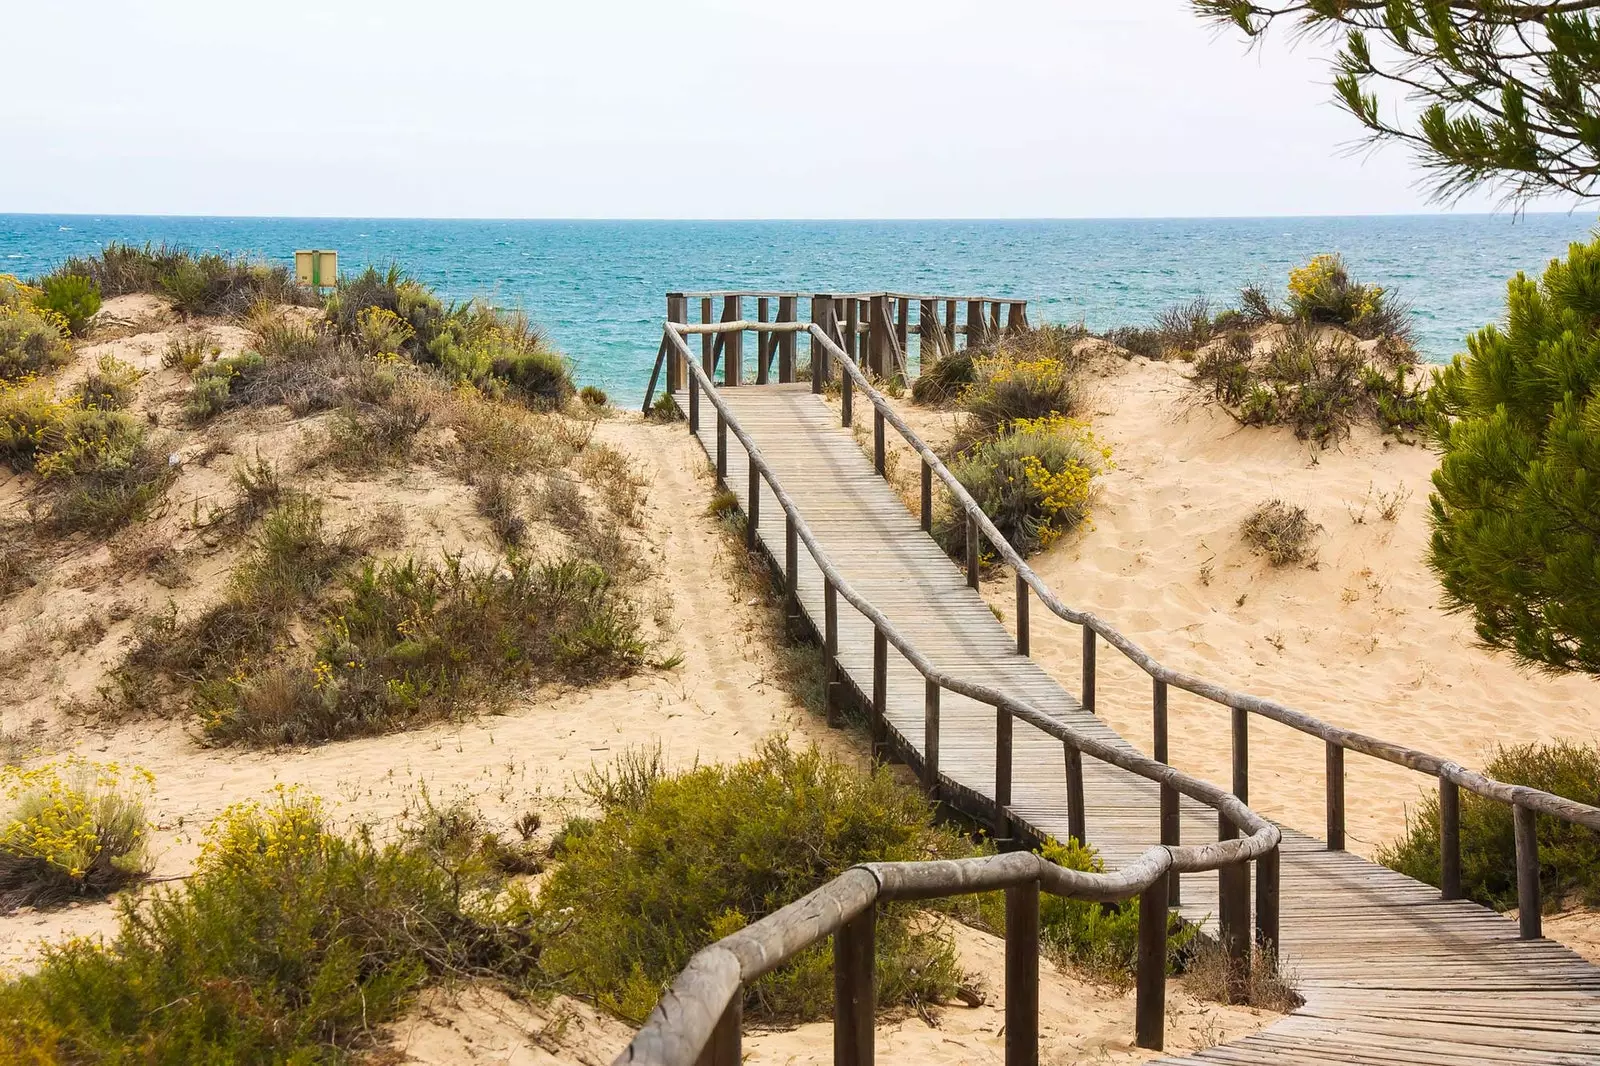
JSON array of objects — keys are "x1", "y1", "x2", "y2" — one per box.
[
  {"x1": 623, "y1": 312, "x2": 1600, "y2": 1066},
  {"x1": 640, "y1": 290, "x2": 1027, "y2": 412}
]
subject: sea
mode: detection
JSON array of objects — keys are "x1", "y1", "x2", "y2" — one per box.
[{"x1": 2, "y1": 214, "x2": 1595, "y2": 405}]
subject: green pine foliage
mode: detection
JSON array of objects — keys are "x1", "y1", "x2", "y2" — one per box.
[
  {"x1": 32, "y1": 275, "x2": 102, "y2": 337},
  {"x1": 1428, "y1": 236, "x2": 1600, "y2": 675}
]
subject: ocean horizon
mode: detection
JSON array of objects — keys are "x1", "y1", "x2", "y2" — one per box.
[{"x1": 4, "y1": 212, "x2": 1596, "y2": 404}]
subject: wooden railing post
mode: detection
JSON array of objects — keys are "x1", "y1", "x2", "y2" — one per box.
[
  {"x1": 1217, "y1": 850, "x2": 1251, "y2": 1004},
  {"x1": 1064, "y1": 745, "x2": 1087, "y2": 845},
  {"x1": 666, "y1": 293, "x2": 686, "y2": 393},
  {"x1": 688, "y1": 364, "x2": 700, "y2": 434},
  {"x1": 1440, "y1": 777, "x2": 1462, "y2": 900},
  {"x1": 841, "y1": 366, "x2": 853, "y2": 427},
  {"x1": 833, "y1": 906, "x2": 876, "y2": 1066},
  {"x1": 868, "y1": 294, "x2": 890, "y2": 378},
  {"x1": 896, "y1": 295, "x2": 910, "y2": 355},
  {"x1": 1081, "y1": 628, "x2": 1096, "y2": 714},
  {"x1": 845, "y1": 296, "x2": 861, "y2": 367},
  {"x1": 811, "y1": 294, "x2": 834, "y2": 393},
  {"x1": 784, "y1": 514, "x2": 799, "y2": 637},
  {"x1": 965, "y1": 298, "x2": 985, "y2": 349},
  {"x1": 1232, "y1": 707, "x2": 1249, "y2": 806},
  {"x1": 721, "y1": 295, "x2": 742, "y2": 386},
  {"x1": 1515, "y1": 803, "x2": 1542, "y2": 939},
  {"x1": 700, "y1": 296, "x2": 714, "y2": 377},
  {"x1": 1326, "y1": 741, "x2": 1345, "y2": 851},
  {"x1": 1154, "y1": 679, "x2": 1180, "y2": 906},
  {"x1": 1005, "y1": 879, "x2": 1040, "y2": 1066},
  {"x1": 1135, "y1": 870, "x2": 1169, "y2": 1051},
  {"x1": 923, "y1": 679, "x2": 940, "y2": 791},
  {"x1": 778, "y1": 295, "x2": 797, "y2": 383},
  {"x1": 873, "y1": 410, "x2": 885, "y2": 475},
  {"x1": 1015, "y1": 575, "x2": 1029, "y2": 656},
  {"x1": 745, "y1": 461, "x2": 759, "y2": 551},
  {"x1": 918, "y1": 298, "x2": 938, "y2": 369},
  {"x1": 994, "y1": 705, "x2": 1013, "y2": 838},
  {"x1": 966, "y1": 515, "x2": 980, "y2": 589},
  {"x1": 715, "y1": 413, "x2": 727, "y2": 487},
  {"x1": 756, "y1": 296, "x2": 771, "y2": 385},
  {"x1": 944, "y1": 298, "x2": 957, "y2": 352},
  {"x1": 824, "y1": 579, "x2": 841, "y2": 727},
  {"x1": 1007, "y1": 300, "x2": 1028, "y2": 334},
  {"x1": 696, "y1": 994, "x2": 741, "y2": 1066},
  {"x1": 872, "y1": 627, "x2": 888, "y2": 760},
  {"x1": 919, "y1": 460, "x2": 932, "y2": 533},
  {"x1": 1256, "y1": 843, "x2": 1280, "y2": 957}
]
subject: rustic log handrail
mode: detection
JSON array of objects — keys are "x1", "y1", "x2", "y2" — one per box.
[{"x1": 616, "y1": 324, "x2": 1283, "y2": 1066}]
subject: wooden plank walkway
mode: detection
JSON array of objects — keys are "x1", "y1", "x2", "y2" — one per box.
[{"x1": 677, "y1": 383, "x2": 1600, "y2": 1064}]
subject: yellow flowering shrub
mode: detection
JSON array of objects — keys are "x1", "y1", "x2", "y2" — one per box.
[
  {"x1": 0, "y1": 758, "x2": 153, "y2": 909},
  {"x1": 0, "y1": 275, "x2": 71, "y2": 382},
  {"x1": 963, "y1": 350, "x2": 1079, "y2": 432},
  {"x1": 356, "y1": 305, "x2": 415, "y2": 355},
  {"x1": 1285, "y1": 253, "x2": 1397, "y2": 337}
]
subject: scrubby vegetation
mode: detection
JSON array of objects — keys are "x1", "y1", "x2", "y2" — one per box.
[
  {"x1": 42, "y1": 243, "x2": 314, "y2": 318},
  {"x1": 0, "y1": 275, "x2": 72, "y2": 382},
  {"x1": 1380, "y1": 741, "x2": 1600, "y2": 912},
  {"x1": 1241, "y1": 499, "x2": 1320, "y2": 567},
  {"x1": 0, "y1": 759, "x2": 152, "y2": 912},
  {"x1": 1428, "y1": 236, "x2": 1600, "y2": 676},
  {"x1": 0, "y1": 791, "x2": 540, "y2": 1061},
  {"x1": 910, "y1": 348, "x2": 975, "y2": 405},
  {"x1": 32, "y1": 275, "x2": 101, "y2": 337}
]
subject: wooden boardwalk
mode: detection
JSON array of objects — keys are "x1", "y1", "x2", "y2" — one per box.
[{"x1": 680, "y1": 383, "x2": 1600, "y2": 1065}]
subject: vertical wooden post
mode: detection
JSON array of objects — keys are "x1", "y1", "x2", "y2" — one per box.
[
  {"x1": 666, "y1": 293, "x2": 686, "y2": 393},
  {"x1": 721, "y1": 295, "x2": 742, "y2": 386},
  {"x1": 966, "y1": 514, "x2": 980, "y2": 589},
  {"x1": 1007, "y1": 300, "x2": 1028, "y2": 334},
  {"x1": 745, "y1": 461, "x2": 759, "y2": 551},
  {"x1": 785, "y1": 514, "x2": 799, "y2": 636},
  {"x1": 1515, "y1": 804, "x2": 1542, "y2": 940},
  {"x1": 1005, "y1": 880, "x2": 1040, "y2": 1066},
  {"x1": 1440, "y1": 777, "x2": 1462, "y2": 901},
  {"x1": 833, "y1": 906, "x2": 876, "y2": 1066},
  {"x1": 1081, "y1": 628, "x2": 1096, "y2": 714},
  {"x1": 1154, "y1": 680, "x2": 1179, "y2": 905},
  {"x1": 966, "y1": 299, "x2": 985, "y2": 349},
  {"x1": 994, "y1": 705, "x2": 1012, "y2": 838},
  {"x1": 944, "y1": 298, "x2": 957, "y2": 351},
  {"x1": 895, "y1": 296, "x2": 910, "y2": 354},
  {"x1": 1064, "y1": 746, "x2": 1087, "y2": 844},
  {"x1": 845, "y1": 296, "x2": 861, "y2": 367},
  {"x1": 811, "y1": 294, "x2": 835, "y2": 393},
  {"x1": 1231, "y1": 707, "x2": 1248, "y2": 806},
  {"x1": 1217, "y1": 855, "x2": 1251, "y2": 1003},
  {"x1": 715, "y1": 413, "x2": 727, "y2": 487},
  {"x1": 923, "y1": 679, "x2": 940, "y2": 791},
  {"x1": 756, "y1": 296, "x2": 771, "y2": 385},
  {"x1": 696, "y1": 994, "x2": 741, "y2": 1066},
  {"x1": 688, "y1": 364, "x2": 700, "y2": 433},
  {"x1": 824, "y1": 580, "x2": 840, "y2": 727},
  {"x1": 918, "y1": 298, "x2": 938, "y2": 370},
  {"x1": 1256, "y1": 844, "x2": 1280, "y2": 956},
  {"x1": 1135, "y1": 870, "x2": 1169, "y2": 1051},
  {"x1": 841, "y1": 365, "x2": 854, "y2": 428},
  {"x1": 1015, "y1": 574, "x2": 1029, "y2": 656},
  {"x1": 920, "y1": 460, "x2": 932, "y2": 533},
  {"x1": 873, "y1": 410, "x2": 885, "y2": 475},
  {"x1": 778, "y1": 295, "x2": 797, "y2": 383},
  {"x1": 700, "y1": 296, "x2": 714, "y2": 376},
  {"x1": 868, "y1": 294, "x2": 891, "y2": 378},
  {"x1": 1326, "y1": 742, "x2": 1345, "y2": 851},
  {"x1": 871, "y1": 628, "x2": 888, "y2": 760}
]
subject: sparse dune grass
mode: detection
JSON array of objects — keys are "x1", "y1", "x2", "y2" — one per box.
[
  {"x1": 1241, "y1": 498, "x2": 1320, "y2": 567},
  {"x1": 42, "y1": 243, "x2": 314, "y2": 318}
]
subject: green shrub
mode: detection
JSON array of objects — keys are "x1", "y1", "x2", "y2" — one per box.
[
  {"x1": 0, "y1": 759, "x2": 152, "y2": 911},
  {"x1": 0, "y1": 276, "x2": 72, "y2": 383},
  {"x1": 47, "y1": 243, "x2": 313, "y2": 318},
  {"x1": 161, "y1": 329, "x2": 216, "y2": 371},
  {"x1": 940, "y1": 414, "x2": 1112, "y2": 558},
  {"x1": 201, "y1": 552, "x2": 645, "y2": 746},
  {"x1": 324, "y1": 265, "x2": 446, "y2": 358},
  {"x1": 1286, "y1": 253, "x2": 1411, "y2": 340},
  {"x1": 534, "y1": 740, "x2": 971, "y2": 1023},
  {"x1": 911, "y1": 348, "x2": 976, "y2": 405},
  {"x1": 0, "y1": 792, "x2": 538, "y2": 1062},
  {"x1": 649, "y1": 390, "x2": 684, "y2": 422},
  {"x1": 1428, "y1": 235, "x2": 1600, "y2": 675},
  {"x1": 579, "y1": 384, "x2": 608, "y2": 407},
  {"x1": 960, "y1": 326, "x2": 1086, "y2": 435},
  {"x1": 74, "y1": 355, "x2": 139, "y2": 411},
  {"x1": 32, "y1": 275, "x2": 102, "y2": 337},
  {"x1": 1153, "y1": 297, "x2": 1216, "y2": 356},
  {"x1": 1378, "y1": 741, "x2": 1600, "y2": 911},
  {"x1": 1102, "y1": 325, "x2": 1165, "y2": 359}
]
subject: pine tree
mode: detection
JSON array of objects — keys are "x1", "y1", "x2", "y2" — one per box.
[{"x1": 1429, "y1": 235, "x2": 1600, "y2": 674}]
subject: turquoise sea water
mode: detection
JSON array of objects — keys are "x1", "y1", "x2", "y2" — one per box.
[{"x1": 2, "y1": 214, "x2": 1595, "y2": 404}]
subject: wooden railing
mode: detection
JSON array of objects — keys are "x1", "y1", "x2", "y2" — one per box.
[
  {"x1": 624, "y1": 313, "x2": 1600, "y2": 1066},
  {"x1": 640, "y1": 290, "x2": 1027, "y2": 412}
]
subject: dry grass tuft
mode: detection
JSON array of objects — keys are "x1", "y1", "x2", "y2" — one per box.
[
  {"x1": 1182, "y1": 939, "x2": 1302, "y2": 1012},
  {"x1": 1241, "y1": 499, "x2": 1320, "y2": 567}
]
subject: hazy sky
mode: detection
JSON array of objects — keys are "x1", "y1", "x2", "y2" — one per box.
[{"x1": 0, "y1": 0, "x2": 1573, "y2": 218}]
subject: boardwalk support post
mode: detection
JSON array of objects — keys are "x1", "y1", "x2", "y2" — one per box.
[
  {"x1": 1015, "y1": 574, "x2": 1029, "y2": 656},
  {"x1": 715, "y1": 414, "x2": 727, "y2": 487},
  {"x1": 722, "y1": 296, "x2": 741, "y2": 386},
  {"x1": 811, "y1": 294, "x2": 834, "y2": 393},
  {"x1": 920, "y1": 460, "x2": 932, "y2": 533},
  {"x1": 824, "y1": 579, "x2": 840, "y2": 727},
  {"x1": 834, "y1": 906, "x2": 875, "y2": 1066},
  {"x1": 1135, "y1": 870, "x2": 1169, "y2": 1051},
  {"x1": 1064, "y1": 745, "x2": 1087, "y2": 845},
  {"x1": 778, "y1": 295, "x2": 797, "y2": 383},
  {"x1": 1440, "y1": 777, "x2": 1462, "y2": 901},
  {"x1": 1515, "y1": 803, "x2": 1542, "y2": 940},
  {"x1": 1232, "y1": 707, "x2": 1249, "y2": 805},
  {"x1": 697, "y1": 994, "x2": 740, "y2": 1066},
  {"x1": 784, "y1": 515, "x2": 799, "y2": 638},
  {"x1": 1005, "y1": 879, "x2": 1040, "y2": 1066},
  {"x1": 1081, "y1": 628, "x2": 1096, "y2": 714},
  {"x1": 1155, "y1": 679, "x2": 1180, "y2": 906},
  {"x1": 873, "y1": 409, "x2": 885, "y2": 475},
  {"x1": 688, "y1": 366, "x2": 700, "y2": 433},
  {"x1": 842, "y1": 365, "x2": 854, "y2": 428},
  {"x1": 966, "y1": 515, "x2": 980, "y2": 589},
  {"x1": 994, "y1": 706, "x2": 1013, "y2": 839},
  {"x1": 923, "y1": 680, "x2": 940, "y2": 792},
  {"x1": 872, "y1": 627, "x2": 888, "y2": 760},
  {"x1": 745, "y1": 462, "x2": 759, "y2": 551},
  {"x1": 1256, "y1": 845, "x2": 1280, "y2": 958},
  {"x1": 755, "y1": 297, "x2": 770, "y2": 385},
  {"x1": 1218, "y1": 853, "x2": 1251, "y2": 1003},
  {"x1": 1326, "y1": 742, "x2": 1346, "y2": 851}
]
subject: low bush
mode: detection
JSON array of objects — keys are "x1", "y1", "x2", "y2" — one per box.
[
  {"x1": 959, "y1": 326, "x2": 1086, "y2": 434},
  {"x1": 579, "y1": 384, "x2": 608, "y2": 407},
  {"x1": 161, "y1": 328, "x2": 217, "y2": 371},
  {"x1": 1153, "y1": 297, "x2": 1216, "y2": 356},
  {"x1": 201, "y1": 552, "x2": 645, "y2": 746},
  {"x1": 0, "y1": 276, "x2": 72, "y2": 382},
  {"x1": 0, "y1": 791, "x2": 539, "y2": 1061},
  {"x1": 534, "y1": 740, "x2": 971, "y2": 1023},
  {"x1": 911, "y1": 348, "x2": 976, "y2": 406},
  {"x1": 32, "y1": 275, "x2": 101, "y2": 337},
  {"x1": 45, "y1": 243, "x2": 313, "y2": 318},
  {"x1": 74, "y1": 355, "x2": 139, "y2": 412},
  {"x1": 1286, "y1": 253, "x2": 1411, "y2": 341},
  {"x1": 649, "y1": 390, "x2": 684, "y2": 422},
  {"x1": 0, "y1": 759, "x2": 153, "y2": 911},
  {"x1": 1191, "y1": 323, "x2": 1425, "y2": 445},
  {"x1": 940, "y1": 415, "x2": 1112, "y2": 558},
  {"x1": 1379, "y1": 741, "x2": 1600, "y2": 911},
  {"x1": 1241, "y1": 499, "x2": 1319, "y2": 567}
]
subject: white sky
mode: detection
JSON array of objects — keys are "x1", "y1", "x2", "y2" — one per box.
[{"x1": 0, "y1": 0, "x2": 1569, "y2": 218}]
